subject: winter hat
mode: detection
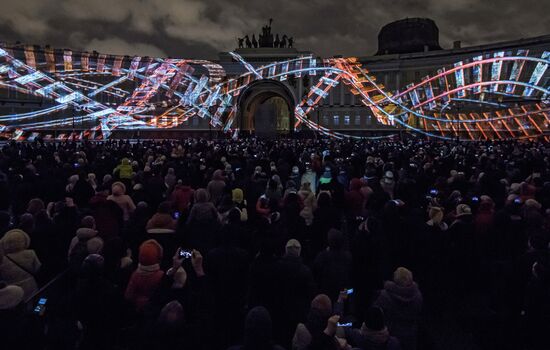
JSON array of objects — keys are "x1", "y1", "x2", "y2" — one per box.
[
  {"x1": 138, "y1": 239, "x2": 163, "y2": 266},
  {"x1": 103, "y1": 174, "x2": 113, "y2": 184},
  {"x1": 111, "y1": 181, "x2": 126, "y2": 195},
  {"x1": 254, "y1": 166, "x2": 263, "y2": 174},
  {"x1": 0, "y1": 283, "x2": 24, "y2": 310},
  {"x1": 1, "y1": 229, "x2": 31, "y2": 253},
  {"x1": 292, "y1": 166, "x2": 300, "y2": 174},
  {"x1": 311, "y1": 294, "x2": 332, "y2": 313},
  {"x1": 81, "y1": 216, "x2": 96, "y2": 229},
  {"x1": 456, "y1": 204, "x2": 472, "y2": 217},
  {"x1": 364, "y1": 307, "x2": 386, "y2": 331},
  {"x1": 285, "y1": 239, "x2": 302, "y2": 257},
  {"x1": 232, "y1": 188, "x2": 244, "y2": 204},
  {"x1": 510, "y1": 183, "x2": 521, "y2": 194},
  {"x1": 393, "y1": 267, "x2": 414, "y2": 287},
  {"x1": 86, "y1": 237, "x2": 104, "y2": 255}
]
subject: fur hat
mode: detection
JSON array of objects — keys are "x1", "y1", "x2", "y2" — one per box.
[
  {"x1": 393, "y1": 267, "x2": 414, "y2": 287},
  {"x1": 138, "y1": 239, "x2": 163, "y2": 266},
  {"x1": 1, "y1": 229, "x2": 31, "y2": 253},
  {"x1": 0, "y1": 284, "x2": 24, "y2": 310}
]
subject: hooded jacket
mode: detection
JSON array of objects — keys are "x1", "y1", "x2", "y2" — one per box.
[
  {"x1": 113, "y1": 158, "x2": 133, "y2": 179},
  {"x1": 228, "y1": 306, "x2": 285, "y2": 350},
  {"x1": 373, "y1": 281, "x2": 423, "y2": 350},
  {"x1": 67, "y1": 227, "x2": 104, "y2": 260},
  {"x1": 0, "y1": 229, "x2": 42, "y2": 300},
  {"x1": 108, "y1": 182, "x2": 136, "y2": 221}
]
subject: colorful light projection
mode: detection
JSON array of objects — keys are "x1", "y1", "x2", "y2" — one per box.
[{"x1": 0, "y1": 45, "x2": 548, "y2": 141}]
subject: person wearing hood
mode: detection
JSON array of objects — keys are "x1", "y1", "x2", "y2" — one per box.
[
  {"x1": 113, "y1": 157, "x2": 133, "y2": 180},
  {"x1": 298, "y1": 183, "x2": 317, "y2": 226},
  {"x1": 186, "y1": 189, "x2": 221, "y2": 253},
  {"x1": 346, "y1": 178, "x2": 366, "y2": 219},
  {"x1": 0, "y1": 282, "x2": 40, "y2": 349},
  {"x1": 380, "y1": 171, "x2": 396, "y2": 199},
  {"x1": 68, "y1": 216, "x2": 104, "y2": 271},
  {"x1": 373, "y1": 267, "x2": 423, "y2": 350},
  {"x1": 232, "y1": 188, "x2": 248, "y2": 222},
  {"x1": 0, "y1": 229, "x2": 42, "y2": 299},
  {"x1": 171, "y1": 179, "x2": 195, "y2": 216},
  {"x1": 344, "y1": 306, "x2": 401, "y2": 350},
  {"x1": 272, "y1": 239, "x2": 316, "y2": 348},
  {"x1": 293, "y1": 294, "x2": 342, "y2": 350},
  {"x1": 146, "y1": 201, "x2": 177, "y2": 233},
  {"x1": 208, "y1": 169, "x2": 226, "y2": 205},
  {"x1": 108, "y1": 181, "x2": 136, "y2": 221},
  {"x1": 227, "y1": 306, "x2": 286, "y2": 350},
  {"x1": 125, "y1": 239, "x2": 165, "y2": 311},
  {"x1": 289, "y1": 165, "x2": 301, "y2": 186}
]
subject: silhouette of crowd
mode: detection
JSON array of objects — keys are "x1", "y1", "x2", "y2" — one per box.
[{"x1": 0, "y1": 138, "x2": 549, "y2": 350}]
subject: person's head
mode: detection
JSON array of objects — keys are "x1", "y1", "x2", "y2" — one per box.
[
  {"x1": 1, "y1": 229, "x2": 31, "y2": 254},
  {"x1": 455, "y1": 203, "x2": 472, "y2": 218},
  {"x1": 317, "y1": 191, "x2": 332, "y2": 208},
  {"x1": 285, "y1": 239, "x2": 302, "y2": 258},
  {"x1": 81, "y1": 216, "x2": 96, "y2": 230},
  {"x1": 243, "y1": 306, "x2": 274, "y2": 350},
  {"x1": 158, "y1": 300, "x2": 185, "y2": 329},
  {"x1": 393, "y1": 267, "x2": 414, "y2": 287},
  {"x1": 26, "y1": 198, "x2": 45, "y2": 216},
  {"x1": 232, "y1": 188, "x2": 244, "y2": 204},
  {"x1": 80, "y1": 254, "x2": 105, "y2": 279},
  {"x1": 327, "y1": 228, "x2": 344, "y2": 251},
  {"x1": 194, "y1": 188, "x2": 210, "y2": 203},
  {"x1": 19, "y1": 213, "x2": 34, "y2": 234},
  {"x1": 428, "y1": 206, "x2": 444, "y2": 225},
  {"x1": 0, "y1": 282, "x2": 24, "y2": 311},
  {"x1": 111, "y1": 181, "x2": 126, "y2": 196},
  {"x1": 138, "y1": 239, "x2": 163, "y2": 266}
]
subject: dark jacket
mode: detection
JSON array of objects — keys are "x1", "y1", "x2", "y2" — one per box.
[{"x1": 373, "y1": 281, "x2": 423, "y2": 350}]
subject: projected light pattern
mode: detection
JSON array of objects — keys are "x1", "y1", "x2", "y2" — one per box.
[{"x1": 0, "y1": 45, "x2": 548, "y2": 141}]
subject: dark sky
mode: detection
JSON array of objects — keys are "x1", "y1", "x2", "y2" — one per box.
[{"x1": 0, "y1": 0, "x2": 548, "y2": 59}]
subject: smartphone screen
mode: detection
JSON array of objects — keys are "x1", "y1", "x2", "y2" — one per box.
[
  {"x1": 346, "y1": 288, "x2": 354, "y2": 295},
  {"x1": 337, "y1": 322, "x2": 353, "y2": 327},
  {"x1": 34, "y1": 298, "x2": 47, "y2": 315},
  {"x1": 179, "y1": 249, "x2": 192, "y2": 259}
]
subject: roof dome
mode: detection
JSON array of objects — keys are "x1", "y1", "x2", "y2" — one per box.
[{"x1": 376, "y1": 18, "x2": 442, "y2": 55}]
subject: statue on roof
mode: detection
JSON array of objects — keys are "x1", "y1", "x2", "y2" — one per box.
[
  {"x1": 252, "y1": 34, "x2": 258, "y2": 48},
  {"x1": 237, "y1": 37, "x2": 244, "y2": 48},
  {"x1": 274, "y1": 34, "x2": 280, "y2": 48},
  {"x1": 280, "y1": 35, "x2": 287, "y2": 48},
  {"x1": 245, "y1": 35, "x2": 252, "y2": 48},
  {"x1": 259, "y1": 18, "x2": 274, "y2": 48}
]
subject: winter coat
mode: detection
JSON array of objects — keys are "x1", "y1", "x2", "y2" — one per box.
[
  {"x1": 207, "y1": 170, "x2": 226, "y2": 204},
  {"x1": 227, "y1": 306, "x2": 285, "y2": 350},
  {"x1": 345, "y1": 326, "x2": 402, "y2": 350},
  {"x1": 0, "y1": 229, "x2": 41, "y2": 300},
  {"x1": 124, "y1": 264, "x2": 164, "y2": 311},
  {"x1": 108, "y1": 182, "x2": 136, "y2": 221},
  {"x1": 113, "y1": 158, "x2": 133, "y2": 179},
  {"x1": 313, "y1": 249, "x2": 352, "y2": 302},
  {"x1": 146, "y1": 213, "x2": 177, "y2": 233},
  {"x1": 171, "y1": 185, "x2": 194, "y2": 213},
  {"x1": 373, "y1": 281, "x2": 423, "y2": 350}
]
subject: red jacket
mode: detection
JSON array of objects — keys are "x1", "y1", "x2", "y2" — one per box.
[
  {"x1": 124, "y1": 265, "x2": 164, "y2": 310},
  {"x1": 171, "y1": 185, "x2": 194, "y2": 213}
]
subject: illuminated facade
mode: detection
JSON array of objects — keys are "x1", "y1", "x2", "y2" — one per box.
[{"x1": 0, "y1": 27, "x2": 548, "y2": 141}]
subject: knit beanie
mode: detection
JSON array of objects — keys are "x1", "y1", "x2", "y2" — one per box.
[
  {"x1": 393, "y1": 267, "x2": 414, "y2": 287},
  {"x1": 138, "y1": 239, "x2": 163, "y2": 266},
  {"x1": 311, "y1": 294, "x2": 332, "y2": 313}
]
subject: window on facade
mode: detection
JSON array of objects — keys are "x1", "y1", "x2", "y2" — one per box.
[
  {"x1": 355, "y1": 115, "x2": 361, "y2": 126},
  {"x1": 323, "y1": 115, "x2": 329, "y2": 125},
  {"x1": 344, "y1": 93, "x2": 351, "y2": 105},
  {"x1": 192, "y1": 117, "x2": 199, "y2": 126},
  {"x1": 344, "y1": 115, "x2": 350, "y2": 125},
  {"x1": 367, "y1": 115, "x2": 373, "y2": 125},
  {"x1": 333, "y1": 115, "x2": 339, "y2": 126}
]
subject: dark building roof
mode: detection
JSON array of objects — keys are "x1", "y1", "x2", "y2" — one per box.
[{"x1": 376, "y1": 18, "x2": 442, "y2": 55}]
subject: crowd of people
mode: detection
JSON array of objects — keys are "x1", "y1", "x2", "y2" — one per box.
[{"x1": 0, "y1": 137, "x2": 549, "y2": 350}]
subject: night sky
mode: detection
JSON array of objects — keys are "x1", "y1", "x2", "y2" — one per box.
[{"x1": 0, "y1": 0, "x2": 548, "y2": 59}]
